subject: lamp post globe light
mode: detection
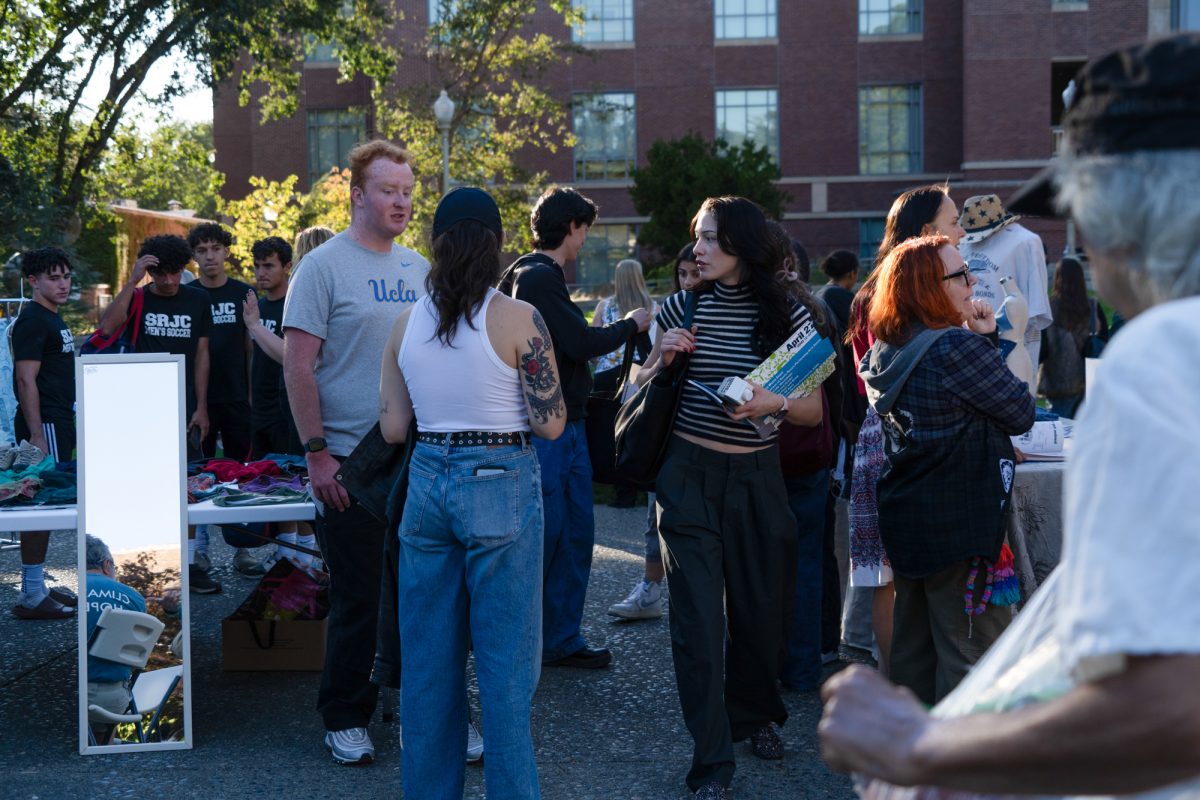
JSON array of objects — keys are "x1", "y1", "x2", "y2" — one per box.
[{"x1": 433, "y1": 89, "x2": 455, "y2": 196}]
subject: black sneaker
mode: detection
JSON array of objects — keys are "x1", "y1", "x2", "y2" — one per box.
[
  {"x1": 189, "y1": 565, "x2": 222, "y2": 594},
  {"x1": 543, "y1": 646, "x2": 612, "y2": 669},
  {"x1": 750, "y1": 724, "x2": 783, "y2": 760}
]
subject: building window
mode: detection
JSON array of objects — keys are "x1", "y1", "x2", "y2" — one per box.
[
  {"x1": 575, "y1": 224, "x2": 637, "y2": 289},
  {"x1": 305, "y1": 40, "x2": 338, "y2": 64},
  {"x1": 574, "y1": 0, "x2": 634, "y2": 43},
  {"x1": 716, "y1": 88, "x2": 779, "y2": 162},
  {"x1": 859, "y1": 219, "x2": 886, "y2": 266},
  {"x1": 429, "y1": 0, "x2": 461, "y2": 24},
  {"x1": 858, "y1": 84, "x2": 922, "y2": 175},
  {"x1": 573, "y1": 93, "x2": 636, "y2": 181},
  {"x1": 859, "y1": 0, "x2": 921, "y2": 35},
  {"x1": 714, "y1": 0, "x2": 777, "y2": 40},
  {"x1": 307, "y1": 110, "x2": 367, "y2": 185},
  {"x1": 1175, "y1": 0, "x2": 1200, "y2": 29}
]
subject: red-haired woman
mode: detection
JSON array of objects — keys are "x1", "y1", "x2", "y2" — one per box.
[{"x1": 858, "y1": 235, "x2": 1035, "y2": 705}]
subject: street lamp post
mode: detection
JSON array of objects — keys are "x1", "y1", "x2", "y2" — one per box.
[{"x1": 433, "y1": 89, "x2": 455, "y2": 196}]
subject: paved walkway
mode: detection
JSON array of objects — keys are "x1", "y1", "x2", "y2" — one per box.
[{"x1": 0, "y1": 504, "x2": 855, "y2": 799}]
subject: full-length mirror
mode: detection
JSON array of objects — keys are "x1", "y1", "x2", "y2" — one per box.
[{"x1": 77, "y1": 354, "x2": 190, "y2": 753}]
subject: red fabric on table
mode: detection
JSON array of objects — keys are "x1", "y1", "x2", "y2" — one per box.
[{"x1": 203, "y1": 458, "x2": 282, "y2": 484}]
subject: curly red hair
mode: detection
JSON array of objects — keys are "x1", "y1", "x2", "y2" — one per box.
[{"x1": 868, "y1": 235, "x2": 965, "y2": 344}]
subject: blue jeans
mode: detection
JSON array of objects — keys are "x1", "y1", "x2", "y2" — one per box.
[
  {"x1": 398, "y1": 441, "x2": 543, "y2": 800},
  {"x1": 532, "y1": 420, "x2": 595, "y2": 661},
  {"x1": 782, "y1": 470, "x2": 829, "y2": 691}
]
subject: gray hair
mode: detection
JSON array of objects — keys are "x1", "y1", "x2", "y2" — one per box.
[
  {"x1": 85, "y1": 534, "x2": 113, "y2": 570},
  {"x1": 1054, "y1": 147, "x2": 1200, "y2": 305}
]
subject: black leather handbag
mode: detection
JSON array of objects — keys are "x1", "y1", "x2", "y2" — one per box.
[
  {"x1": 613, "y1": 291, "x2": 696, "y2": 487},
  {"x1": 585, "y1": 337, "x2": 640, "y2": 487}
]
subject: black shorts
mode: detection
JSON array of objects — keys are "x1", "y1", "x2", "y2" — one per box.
[{"x1": 14, "y1": 417, "x2": 75, "y2": 463}]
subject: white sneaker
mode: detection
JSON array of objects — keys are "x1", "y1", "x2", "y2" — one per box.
[
  {"x1": 466, "y1": 721, "x2": 484, "y2": 763},
  {"x1": 607, "y1": 579, "x2": 664, "y2": 620},
  {"x1": 232, "y1": 548, "x2": 260, "y2": 574},
  {"x1": 325, "y1": 727, "x2": 374, "y2": 765}
]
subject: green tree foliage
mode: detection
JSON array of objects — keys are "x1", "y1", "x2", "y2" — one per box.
[
  {"x1": 219, "y1": 176, "x2": 303, "y2": 280},
  {"x1": 373, "y1": 0, "x2": 584, "y2": 255},
  {"x1": 630, "y1": 133, "x2": 790, "y2": 263},
  {"x1": 96, "y1": 122, "x2": 225, "y2": 219},
  {"x1": 0, "y1": 0, "x2": 396, "y2": 248}
]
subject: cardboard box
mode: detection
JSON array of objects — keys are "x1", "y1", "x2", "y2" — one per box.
[{"x1": 221, "y1": 617, "x2": 327, "y2": 671}]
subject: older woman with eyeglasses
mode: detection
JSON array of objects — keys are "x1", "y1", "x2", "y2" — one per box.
[{"x1": 857, "y1": 234, "x2": 1035, "y2": 705}]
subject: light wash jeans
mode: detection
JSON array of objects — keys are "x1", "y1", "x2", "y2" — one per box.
[{"x1": 398, "y1": 440, "x2": 544, "y2": 800}]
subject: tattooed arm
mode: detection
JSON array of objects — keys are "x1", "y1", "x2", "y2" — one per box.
[
  {"x1": 519, "y1": 308, "x2": 566, "y2": 440},
  {"x1": 379, "y1": 309, "x2": 415, "y2": 444}
]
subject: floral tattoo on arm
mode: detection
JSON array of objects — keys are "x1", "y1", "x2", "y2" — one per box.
[{"x1": 521, "y1": 311, "x2": 565, "y2": 424}]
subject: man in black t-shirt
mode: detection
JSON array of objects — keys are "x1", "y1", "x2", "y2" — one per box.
[
  {"x1": 97, "y1": 234, "x2": 219, "y2": 594},
  {"x1": 10, "y1": 247, "x2": 78, "y2": 620},
  {"x1": 244, "y1": 236, "x2": 292, "y2": 459},
  {"x1": 187, "y1": 223, "x2": 253, "y2": 462}
]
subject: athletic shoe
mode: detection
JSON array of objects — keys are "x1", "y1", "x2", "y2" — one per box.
[
  {"x1": 750, "y1": 724, "x2": 783, "y2": 760},
  {"x1": 193, "y1": 550, "x2": 212, "y2": 573},
  {"x1": 12, "y1": 594, "x2": 75, "y2": 620},
  {"x1": 543, "y1": 645, "x2": 612, "y2": 669},
  {"x1": 189, "y1": 565, "x2": 221, "y2": 594},
  {"x1": 325, "y1": 727, "x2": 374, "y2": 765},
  {"x1": 232, "y1": 548, "x2": 261, "y2": 574},
  {"x1": 12, "y1": 440, "x2": 45, "y2": 469},
  {"x1": 466, "y1": 721, "x2": 484, "y2": 763},
  {"x1": 237, "y1": 554, "x2": 279, "y2": 577},
  {"x1": 694, "y1": 780, "x2": 733, "y2": 799},
  {"x1": 607, "y1": 579, "x2": 663, "y2": 620}
]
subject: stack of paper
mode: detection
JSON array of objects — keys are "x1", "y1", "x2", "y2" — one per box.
[{"x1": 1011, "y1": 420, "x2": 1068, "y2": 462}]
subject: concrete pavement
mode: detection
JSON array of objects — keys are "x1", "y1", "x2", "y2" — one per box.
[{"x1": 0, "y1": 503, "x2": 855, "y2": 799}]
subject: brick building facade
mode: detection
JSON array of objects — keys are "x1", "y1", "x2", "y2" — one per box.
[{"x1": 214, "y1": 0, "x2": 1192, "y2": 286}]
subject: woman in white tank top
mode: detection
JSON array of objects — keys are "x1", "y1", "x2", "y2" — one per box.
[{"x1": 378, "y1": 187, "x2": 565, "y2": 800}]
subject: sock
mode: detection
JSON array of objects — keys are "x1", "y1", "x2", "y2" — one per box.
[
  {"x1": 21, "y1": 562, "x2": 46, "y2": 601},
  {"x1": 188, "y1": 538, "x2": 196, "y2": 566},
  {"x1": 195, "y1": 524, "x2": 209, "y2": 553},
  {"x1": 296, "y1": 534, "x2": 317, "y2": 567},
  {"x1": 274, "y1": 532, "x2": 297, "y2": 566}
]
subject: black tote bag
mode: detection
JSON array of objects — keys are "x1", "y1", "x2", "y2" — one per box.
[
  {"x1": 613, "y1": 291, "x2": 696, "y2": 487},
  {"x1": 585, "y1": 336, "x2": 641, "y2": 488}
]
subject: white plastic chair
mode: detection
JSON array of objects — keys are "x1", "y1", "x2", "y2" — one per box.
[{"x1": 87, "y1": 607, "x2": 180, "y2": 743}]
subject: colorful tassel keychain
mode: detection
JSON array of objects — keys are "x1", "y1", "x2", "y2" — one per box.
[
  {"x1": 963, "y1": 544, "x2": 1022, "y2": 638},
  {"x1": 990, "y1": 543, "x2": 1021, "y2": 607}
]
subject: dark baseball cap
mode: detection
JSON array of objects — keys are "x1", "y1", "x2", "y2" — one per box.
[
  {"x1": 1009, "y1": 33, "x2": 1200, "y2": 217},
  {"x1": 432, "y1": 186, "x2": 504, "y2": 242}
]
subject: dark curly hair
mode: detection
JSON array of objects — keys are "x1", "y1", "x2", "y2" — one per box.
[
  {"x1": 690, "y1": 196, "x2": 793, "y2": 357},
  {"x1": 426, "y1": 220, "x2": 501, "y2": 346},
  {"x1": 138, "y1": 235, "x2": 193, "y2": 272},
  {"x1": 252, "y1": 236, "x2": 293, "y2": 265},
  {"x1": 186, "y1": 222, "x2": 232, "y2": 249},
  {"x1": 21, "y1": 247, "x2": 72, "y2": 278},
  {"x1": 530, "y1": 187, "x2": 598, "y2": 251}
]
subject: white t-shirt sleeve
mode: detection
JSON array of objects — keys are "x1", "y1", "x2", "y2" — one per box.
[{"x1": 1057, "y1": 297, "x2": 1200, "y2": 681}]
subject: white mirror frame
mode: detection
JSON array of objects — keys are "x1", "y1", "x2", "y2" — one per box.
[{"x1": 76, "y1": 353, "x2": 191, "y2": 754}]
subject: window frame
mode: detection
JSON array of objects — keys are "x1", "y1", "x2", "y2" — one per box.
[
  {"x1": 858, "y1": 83, "x2": 923, "y2": 176},
  {"x1": 307, "y1": 109, "x2": 368, "y2": 186},
  {"x1": 572, "y1": 92, "x2": 637, "y2": 183},
  {"x1": 715, "y1": 87, "x2": 780, "y2": 164},
  {"x1": 714, "y1": 0, "x2": 778, "y2": 41},
  {"x1": 574, "y1": 223, "x2": 639, "y2": 289},
  {"x1": 858, "y1": 0, "x2": 922, "y2": 36},
  {"x1": 573, "y1": 0, "x2": 635, "y2": 44}
]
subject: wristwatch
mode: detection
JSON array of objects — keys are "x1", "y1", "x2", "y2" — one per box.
[{"x1": 303, "y1": 437, "x2": 328, "y2": 454}]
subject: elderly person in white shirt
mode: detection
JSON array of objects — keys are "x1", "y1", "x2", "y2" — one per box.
[{"x1": 819, "y1": 33, "x2": 1200, "y2": 798}]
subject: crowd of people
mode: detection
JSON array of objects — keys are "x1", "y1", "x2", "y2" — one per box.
[{"x1": 7, "y1": 30, "x2": 1200, "y2": 800}]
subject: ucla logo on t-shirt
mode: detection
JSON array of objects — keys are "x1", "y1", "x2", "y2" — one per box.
[
  {"x1": 59, "y1": 328, "x2": 74, "y2": 353},
  {"x1": 145, "y1": 313, "x2": 193, "y2": 338},
  {"x1": 369, "y1": 278, "x2": 418, "y2": 304},
  {"x1": 212, "y1": 301, "x2": 237, "y2": 324}
]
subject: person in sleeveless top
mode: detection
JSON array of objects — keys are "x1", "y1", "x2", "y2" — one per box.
[{"x1": 379, "y1": 187, "x2": 566, "y2": 800}]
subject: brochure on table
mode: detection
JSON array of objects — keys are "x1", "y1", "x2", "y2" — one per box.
[{"x1": 1012, "y1": 419, "x2": 1070, "y2": 462}]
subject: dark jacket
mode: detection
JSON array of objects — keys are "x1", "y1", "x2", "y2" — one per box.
[
  {"x1": 499, "y1": 253, "x2": 638, "y2": 421},
  {"x1": 860, "y1": 326, "x2": 1036, "y2": 578}
]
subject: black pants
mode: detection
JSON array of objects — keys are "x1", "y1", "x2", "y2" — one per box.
[
  {"x1": 202, "y1": 400, "x2": 252, "y2": 462},
  {"x1": 249, "y1": 418, "x2": 295, "y2": 461},
  {"x1": 657, "y1": 437, "x2": 798, "y2": 791},
  {"x1": 313, "y1": 489, "x2": 386, "y2": 731}
]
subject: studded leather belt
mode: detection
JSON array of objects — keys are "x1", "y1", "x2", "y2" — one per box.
[{"x1": 416, "y1": 431, "x2": 529, "y2": 447}]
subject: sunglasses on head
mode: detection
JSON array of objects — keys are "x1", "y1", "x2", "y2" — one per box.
[{"x1": 942, "y1": 266, "x2": 971, "y2": 287}]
